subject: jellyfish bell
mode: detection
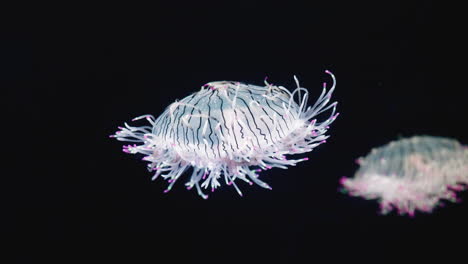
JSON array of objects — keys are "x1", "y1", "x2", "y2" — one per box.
[{"x1": 111, "y1": 71, "x2": 339, "y2": 199}]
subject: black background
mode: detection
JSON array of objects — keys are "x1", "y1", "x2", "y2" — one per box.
[{"x1": 3, "y1": 1, "x2": 467, "y2": 263}]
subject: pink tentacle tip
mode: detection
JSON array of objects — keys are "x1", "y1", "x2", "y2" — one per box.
[
  {"x1": 248, "y1": 182, "x2": 253, "y2": 186},
  {"x1": 227, "y1": 181, "x2": 232, "y2": 185},
  {"x1": 256, "y1": 169, "x2": 262, "y2": 172},
  {"x1": 339, "y1": 177, "x2": 347, "y2": 185},
  {"x1": 320, "y1": 140, "x2": 327, "y2": 144},
  {"x1": 448, "y1": 184, "x2": 464, "y2": 191},
  {"x1": 303, "y1": 157, "x2": 309, "y2": 161},
  {"x1": 211, "y1": 188, "x2": 215, "y2": 192},
  {"x1": 186, "y1": 186, "x2": 193, "y2": 190},
  {"x1": 325, "y1": 70, "x2": 331, "y2": 74},
  {"x1": 266, "y1": 166, "x2": 272, "y2": 169},
  {"x1": 163, "y1": 189, "x2": 170, "y2": 193}
]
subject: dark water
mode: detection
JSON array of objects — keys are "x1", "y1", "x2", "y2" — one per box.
[{"x1": 3, "y1": 1, "x2": 466, "y2": 263}]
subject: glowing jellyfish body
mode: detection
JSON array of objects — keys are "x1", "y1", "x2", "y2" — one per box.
[
  {"x1": 340, "y1": 136, "x2": 468, "y2": 216},
  {"x1": 111, "y1": 71, "x2": 338, "y2": 198}
]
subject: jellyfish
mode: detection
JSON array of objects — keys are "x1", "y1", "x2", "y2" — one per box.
[
  {"x1": 111, "y1": 71, "x2": 339, "y2": 198},
  {"x1": 340, "y1": 136, "x2": 468, "y2": 216}
]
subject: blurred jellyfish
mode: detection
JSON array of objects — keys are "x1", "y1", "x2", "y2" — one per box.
[
  {"x1": 111, "y1": 71, "x2": 339, "y2": 199},
  {"x1": 340, "y1": 136, "x2": 468, "y2": 216}
]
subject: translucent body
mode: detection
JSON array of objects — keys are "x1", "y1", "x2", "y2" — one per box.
[
  {"x1": 111, "y1": 71, "x2": 338, "y2": 198},
  {"x1": 340, "y1": 136, "x2": 468, "y2": 216}
]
